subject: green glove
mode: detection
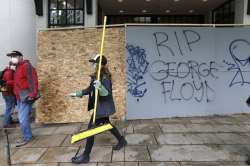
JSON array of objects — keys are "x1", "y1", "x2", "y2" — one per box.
[
  {"x1": 69, "y1": 91, "x2": 84, "y2": 98},
  {"x1": 93, "y1": 80, "x2": 108, "y2": 96}
]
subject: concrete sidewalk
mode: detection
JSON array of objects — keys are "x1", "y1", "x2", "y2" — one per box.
[{"x1": 1, "y1": 114, "x2": 250, "y2": 166}]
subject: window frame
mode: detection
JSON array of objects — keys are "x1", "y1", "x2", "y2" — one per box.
[
  {"x1": 212, "y1": 0, "x2": 235, "y2": 24},
  {"x1": 48, "y1": 0, "x2": 85, "y2": 28}
]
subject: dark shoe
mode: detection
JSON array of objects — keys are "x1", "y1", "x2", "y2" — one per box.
[
  {"x1": 246, "y1": 157, "x2": 250, "y2": 165},
  {"x1": 15, "y1": 137, "x2": 33, "y2": 147},
  {"x1": 71, "y1": 154, "x2": 90, "y2": 164},
  {"x1": 4, "y1": 124, "x2": 17, "y2": 128},
  {"x1": 113, "y1": 136, "x2": 127, "y2": 150},
  {"x1": 10, "y1": 118, "x2": 19, "y2": 124}
]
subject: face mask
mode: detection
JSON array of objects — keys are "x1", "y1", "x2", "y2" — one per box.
[
  {"x1": 11, "y1": 57, "x2": 19, "y2": 64},
  {"x1": 91, "y1": 63, "x2": 97, "y2": 69}
]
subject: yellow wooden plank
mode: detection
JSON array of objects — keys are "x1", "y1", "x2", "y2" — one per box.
[{"x1": 71, "y1": 123, "x2": 113, "y2": 144}]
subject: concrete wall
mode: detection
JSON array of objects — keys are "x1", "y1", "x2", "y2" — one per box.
[
  {"x1": 235, "y1": 0, "x2": 250, "y2": 24},
  {"x1": 0, "y1": 0, "x2": 37, "y2": 115},
  {"x1": 36, "y1": 27, "x2": 126, "y2": 123}
]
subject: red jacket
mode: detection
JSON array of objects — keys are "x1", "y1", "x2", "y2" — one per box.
[
  {"x1": 8, "y1": 60, "x2": 38, "y2": 101},
  {"x1": 2, "y1": 67, "x2": 15, "y2": 96}
]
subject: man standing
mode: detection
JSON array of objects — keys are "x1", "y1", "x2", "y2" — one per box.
[
  {"x1": 0, "y1": 62, "x2": 16, "y2": 128},
  {"x1": 7, "y1": 51, "x2": 38, "y2": 147}
]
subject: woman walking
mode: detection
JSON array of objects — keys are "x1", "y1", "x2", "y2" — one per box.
[{"x1": 69, "y1": 54, "x2": 127, "y2": 164}]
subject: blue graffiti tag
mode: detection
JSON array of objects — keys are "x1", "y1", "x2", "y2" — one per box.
[
  {"x1": 224, "y1": 39, "x2": 250, "y2": 87},
  {"x1": 126, "y1": 44, "x2": 149, "y2": 101}
]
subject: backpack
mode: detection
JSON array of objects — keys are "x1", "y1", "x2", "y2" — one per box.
[
  {"x1": 0, "y1": 69, "x2": 6, "y2": 80},
  {"x1": 0, "y1": 69, "x2": 7, "y2": 86},
  {"x1": 25, "y1": 63, "x2": 41, "y2": 102}
]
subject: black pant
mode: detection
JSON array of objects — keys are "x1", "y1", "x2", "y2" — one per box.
[{"x1": 83, "y1": 115, "x2": 122, "y2": 156}]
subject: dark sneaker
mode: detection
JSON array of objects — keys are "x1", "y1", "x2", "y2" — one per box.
[
  {"x1": 71, "y1": 154, "x2": 90, "y2": 164},
  {"x1": 4, "y1": 124, "x2": 17, "y2": 128},
  {"x1": 15, "y1": 137, "x2": 33, "y2": 147},
  {"x1": 246, "y1": 157, "x2": 250, "y2": 165},
  {"x1": 10, "y1": 118, "x2": 19, "y2": 124},
  {"x1": 113, "y1": 136, "x2": 127, "y2": 151}
]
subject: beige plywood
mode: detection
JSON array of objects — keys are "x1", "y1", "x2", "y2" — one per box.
[{"x1": 36, "y1": 28, "x2": 126, "y2": 123}]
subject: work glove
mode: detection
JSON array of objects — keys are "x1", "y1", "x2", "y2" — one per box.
[
  {"x1": 93, "y1": 80, "x2": 108, "y2": 96},
  {"x1": 68, "y1": 91, "x2": 84, "y2": 97},
  {"x1": 93, "y1": 80, "x2": 101, "y2": 89},
  {"x1": 69, "y1": 92, "x2": 77, "y2": 97}
]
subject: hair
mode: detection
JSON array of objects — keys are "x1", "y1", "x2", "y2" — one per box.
[
  {"x1": 94, "y1": 64, "x2": 112, "y2": 81},
  {"x1": 102, "y1": 65, "x2": 111, "y2": 76},
  {"x1": 247, "y1": 96, "x2": 250, "y2": 105}
]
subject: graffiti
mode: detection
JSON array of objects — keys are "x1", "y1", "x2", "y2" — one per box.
[
  {"x1": 126, "y1": 29, "x2": 250, "y2": 105},
  {"x1": 126, "y1": 44, "x2": 149, "y2": 101},
  {"x1": 151, "y1": 29, "x2": 217, "y2": 103},
  {"x1": 183, "y1": 30, "x2": 201, "y2": 52},
  {"x1": 153, "y1": 30, "x2": 201, "y2": 57},
  {"x1": 149, "y1": 60, "x2": 218, "y2": 81},
  {"x1": 224, "y1": 39, "x2": 250, "y2": 87},
  {"x1": 149, "y1": 60, "x2": 218, "y2": 103},
  {"x1": 161, "y1": 80, "x2": 216, "y2": 103}
]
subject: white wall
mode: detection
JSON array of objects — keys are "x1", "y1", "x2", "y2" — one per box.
[
  {"x1": 243, "y1": 0, "x2": 250, "y2": 24},
  {"x1": 0, "y1": 0, "x2": 37, "y2": 115},
  {"x1": 36, "y1": 0, "x2": 48, "y2": 30},
  {"x1": 85, "y1": 0, "x2": 98, "y2": 27},
  {"x1": 235, "y1": 0, "x2": 244, "y2": 24},
  {"x1": 126, "y1": 26, "x2": 250, "y2": 119}
]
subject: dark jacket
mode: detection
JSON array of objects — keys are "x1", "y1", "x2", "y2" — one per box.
[{"x1": 80, "y1": 73, "x2": 116, "y2": 119}]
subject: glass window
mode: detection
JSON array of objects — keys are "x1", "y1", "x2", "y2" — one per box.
[
  {"x1": 76, "y1": 0, "x2": 84, "y2": 9},
  {"x1": 58, "y1": 10, "x2": 67, "y2": 24},
  {"x1": 58, "y1": 0, "x2": 66, "y2": 9},
  {"x1": 145, "y1": 17, "x2": 151, "y2": 23},
  {"x1": 67, "y1": 0, "x2": 74, "y2": 9},
  {"x1": 67, "y1": 10, "x2": 75, "y2": 24},
  {"x1": 107, "y1": 15, "x2": 204, "y2": 25},
  {"x1": 50, "y1": 10, "x2": 58, "y2": 24},
  {"x1": 50, "y1": 0, "x2": 57, "y2": 9},
  {"x1": 75, "y1": 10, "x2": 84, "y2": 24},
  {"x1": 48, "y1": 0, "x2": 84, "y2": 27},
  {"x1": 212, "y1": 0, "x2": 235, "y2": 24}
]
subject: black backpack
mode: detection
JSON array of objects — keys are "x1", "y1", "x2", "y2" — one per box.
[
  {"x1": 0, "y1": 70, "x2": 4, "y2": 80},
  {"x1": 0, "y1": 69, "x2": 7, "y2": 86}
]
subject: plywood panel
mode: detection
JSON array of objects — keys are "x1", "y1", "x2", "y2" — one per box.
[{"x1": 36, "y1": 28, "x2": 126, "y2": 123}]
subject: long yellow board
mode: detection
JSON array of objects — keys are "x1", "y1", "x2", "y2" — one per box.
[{"x1": 71, "y1": 123, "x2": 113, "y2": 144}]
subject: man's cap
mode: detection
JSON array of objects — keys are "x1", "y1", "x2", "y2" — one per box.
[
  {"x1": 6, "y1": 51, "x2": 23, "y2": 57},
  {"x1": 89, "y1": 54, "x2": 107, "y2": 65}
]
